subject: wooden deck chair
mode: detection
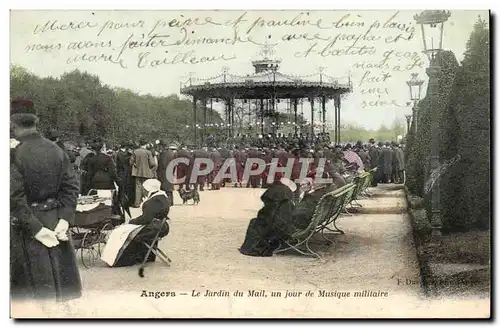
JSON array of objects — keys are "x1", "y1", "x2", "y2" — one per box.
[
  {"x1": 138, "y1": 217, "x2": 172, "y2": 278},
  {"x1": 274, "y1": 191, "x2": 340, "y2": 260}
]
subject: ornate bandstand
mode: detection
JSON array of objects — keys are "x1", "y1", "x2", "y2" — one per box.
[{"x1": 180, "y1": 45, "x2": 353, "y2": 147}]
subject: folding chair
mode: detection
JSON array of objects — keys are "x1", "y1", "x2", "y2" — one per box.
[{"x1": 138, "y1": 217, "x2": 172, "y2": 277}]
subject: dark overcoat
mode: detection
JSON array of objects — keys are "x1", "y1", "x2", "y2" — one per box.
[
  {"x1": 192, "y1": 149, "x2": 210, "y2": 184},
  {"x1": 116, "y1": 150, "x2": 134, "y2": 206},
  {"x1": 83, "y1": 152, "x2": 118, "y2": 191},
  {"x1": 239, "y1": 181, "x2": 294, "y2": 257},
  {"x1": 394, "y1": 147, "x2": 405, "y2": 171},
  {"x1": 379, "y1": 147, "x2": 394, "y2": 175},
  {"x1": 175, "y1": 149, "x2": 192, "y2": 183},
  {"x1": 157, "y1": 149, "x2": 177, "y2": 192},
  {"x1": 13, "y1": 131, "x2": 82, "y2": 302}
]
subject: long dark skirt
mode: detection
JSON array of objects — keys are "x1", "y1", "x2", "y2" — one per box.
[
  {"x1": 239, "y1": 218, "x2": 280, "y2": 257},
  {"x1": 113, "y1": 224, "x2": 169, "y2": 267},
  {"x1": 10, "y1": 225, "x2": 82, "y2": 302}
]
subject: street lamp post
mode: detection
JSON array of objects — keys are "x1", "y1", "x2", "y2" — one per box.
[
  {"x1": 406, "y1": 73, "x2": 424, "y2": 133},
  {"x1": 414, "y1": 10, "x2": 451, "y2": 245},
  {"x1": 405, "y1": 114, "x2": 412, "y2": 135}
]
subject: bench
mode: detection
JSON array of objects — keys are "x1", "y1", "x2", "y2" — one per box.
[
  {"x1": 274, "y1": 183, "x2": 355, "y2": 259},
  {"x1": 341, "y1": 170, "x2": 375, "y2": 214},
  {"x1": 360, "y1": 168, "x2": 377, "y2": 197}
]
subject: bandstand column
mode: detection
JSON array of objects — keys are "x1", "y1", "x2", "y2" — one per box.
[
  {"x1": 309, "y1": 97, "x2": 315, "y2": 136},
  {"x1": 333, "y1": 97, "x2": 337, "y2": 144},
  {"x1": 193, "y1": 96, "x2": 198, "y2": 147},
  {"x1": 230, "y1": 98, "x2": 235, "y2": 137},
  {"x1": 247, "y1": 99, "x2": 251, "y2": 132},
  {"x1": 203, "y1": 98, "x2": 207, "y2": 144},
  {"x1": 293, "y1": 98, "x2": 298, "y2": 135},
  {"x1": 334, "y1": 94, "x2": 341, "y2": 144},
  {"x1": 224, "y1": 98, "x2": 230, "y2": 138},
  {"x1": 260, "y1": 99, "x2": 264, "y2": 135},
  {"x1": 321, "y1": 96, "x2": 326, "y2": 133},
  {"x1": 210, "y1": 98, "x2": 213, "y2": 125},
  {"x1": 271, "y1": 96, "x2": 276, "y2": 134}
]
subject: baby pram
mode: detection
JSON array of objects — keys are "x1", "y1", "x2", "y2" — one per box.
[{"x1": 71, "y1": 189, "x2": 125, "y2": 268}]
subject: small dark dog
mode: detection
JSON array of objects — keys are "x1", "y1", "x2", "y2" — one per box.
[{"x1": 178, "y1": 188, "x2": 200, "y2": 205}]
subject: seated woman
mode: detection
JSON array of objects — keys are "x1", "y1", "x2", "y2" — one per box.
[
  {"x1": 239, "y1": 174, "x2": 297, "y2": 257},
  {"x1": 291, "y1": 178, "x2": 343, "y2": 231},
  {"x1": 101, "y1": 179, "x2": 170, "y2": 267}
]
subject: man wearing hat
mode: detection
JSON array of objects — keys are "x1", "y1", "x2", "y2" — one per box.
[
  {"x1": 209, "y1": 146, "x2": 223, "y2": 190},
  {"x1": 47, "y1": 129, "x2": 76, "y2": 163},
  {"x1": 379, "y1": 141, "x2": 394, "y2": 183},
  {"x1": 10, "y1": 99, "x2": 82, "y2": 302},
  {"x1": 157, "y1": 141, "x2": 177, "y2": 205},
  {"x1": 130, "y1": 139, "x2": 157, "y2": 207},
  {"x1": 368, "y1": 139, "x2": 380, "y2": 186}
]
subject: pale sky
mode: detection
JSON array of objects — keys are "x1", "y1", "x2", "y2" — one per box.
[{"x1": 10, "y1": 10, "x2": 487, "y2": 130}]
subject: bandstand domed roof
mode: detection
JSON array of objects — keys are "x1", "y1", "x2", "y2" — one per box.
[{"x1": 180, "y1": 45, "x2": 353, "y2": 100}]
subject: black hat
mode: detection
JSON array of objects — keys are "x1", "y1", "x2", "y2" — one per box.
[
  {"x1": 11, "y1": 99, "x2": 38, "y2": 127},
  {"x1": 11, "y1": 99, "x2": 35, "y2": 115}
]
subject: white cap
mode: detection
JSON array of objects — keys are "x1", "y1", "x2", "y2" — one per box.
[
  {"x1": 10, "y1": 138, "x2": 20, "y2": 149},
  {"x1": 143, "y1": 179, "x2": 161, "y2": 193}
]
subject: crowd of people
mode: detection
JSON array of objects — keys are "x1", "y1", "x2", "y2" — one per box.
[
  {"x1": 62, "y1": 132, "x2": 405, "y2": 207},
  {"x1": 10, "y1": 98, "x2": 406, "y2": 303}
]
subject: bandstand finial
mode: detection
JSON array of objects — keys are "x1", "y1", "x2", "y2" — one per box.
[{"x1": 260, "y1": 42, "x2": 276, "y2": 59}]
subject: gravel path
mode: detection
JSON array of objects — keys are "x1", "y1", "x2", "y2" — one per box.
[{"x1": 11, "y1": 186, "x2": 490, "y2": 318}]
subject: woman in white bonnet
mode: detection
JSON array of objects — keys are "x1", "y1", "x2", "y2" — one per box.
[{"x1": 106, "y1": 178, "x2": 170, "y2": 267}]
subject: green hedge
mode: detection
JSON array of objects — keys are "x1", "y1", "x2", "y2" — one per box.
[{"x1": 406, "y1": 19, "x2": 490, "y2": 233}]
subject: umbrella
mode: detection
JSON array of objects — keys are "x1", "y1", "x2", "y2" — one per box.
[{"x1": 114, "y1": 182, "x2": 131, "y2": 219}]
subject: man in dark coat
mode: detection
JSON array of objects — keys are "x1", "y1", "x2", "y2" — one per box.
[
  {"x1": 233, "y1": 146, "x2": 247, "y2": 188},
  {"x1": 157, "y1": 143, "x2": 177, "y2": 205},
  {"x1": 379, "y1": 142, "x2": 394, "y2": 183},
  {"x1": 246, "y1": 147, "x2": 262, "y2": 188},
  {"x1": 261, "y1": 148, "x2": 273, "y2": 188},
  {"x1": 209, "y1": 147, "x2": 223, "y2": 190},
  {"x1": 368, "y1": 139, "x2": 380, "y2": 185},
  {"x1": 10, "y1": 99, "x2": 82, "y2": 302},
  {"x1": 116, "y1": 142, "x2": 134, "y2": 209},
  {"x1": 191, "y1": 146, "x2": 210, "y2": 191},
  {"x1": 176, "y1": 145, "x2": 192, "y2": 190},
  {"x1": 47, "y1": 130, "x2": 76, "y2": 164},
  {"x1": 393, "y1": 143, "x2": 405, "y2": 184},
  {"x1": 218, "y1": 146, "x2": 232, "y2": 187}
]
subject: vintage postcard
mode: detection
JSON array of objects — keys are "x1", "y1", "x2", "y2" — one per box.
[{"x1": 9, "y1": 9, "x2": 490, "y2": 318}]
